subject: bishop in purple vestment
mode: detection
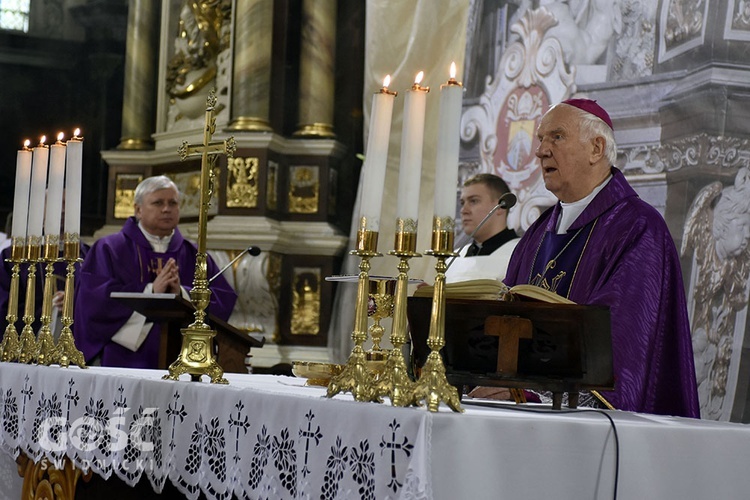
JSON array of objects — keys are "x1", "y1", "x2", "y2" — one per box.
[
  {"x1": 504, "y1": 99, "x2": 699, "y2": 417},
  {"x1": 73, "y1": 176, "x2": 237, "y2": 369}
]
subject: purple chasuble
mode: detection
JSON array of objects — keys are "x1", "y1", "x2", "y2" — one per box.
[
  {"x1": 505, "y1": 168, "x2": 700, "y2": 417},
  {"x1": 73, "y1": 217, "x2": 238, "y2": 369}
]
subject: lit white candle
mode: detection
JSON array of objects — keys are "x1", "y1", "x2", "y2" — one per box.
[
  {"x1": 27, "y1": 136, "x2": 49, "y2": 240},
  {"x1": 395, "y1": 71, "x2": 429, "y2": 225},
  {"x1": 64, "y1": 129, "x2": 83, "y2": 236},
  {"x1": 44, "y1": 132, "x2": 66, "y2": 238},
  {"x1": 359, "y1": 75, "x2": 396, "y2": 232},
  {"x1": 433, "y1": 62, "x2": 463, "y2": 219},
  {"x1": 11, "y1": 140, "x2": 33, "y2": 239}
]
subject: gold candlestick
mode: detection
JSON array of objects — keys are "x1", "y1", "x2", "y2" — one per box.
[
  {"x1": 374, "y1": 223, "x2": 420, "y2": 406},
  {"x1": 55, "y1": 234, "x2": 87, "y2": 368},
  {"x1": 413, "y1": 217, "x2": 463, "y2": 412},
  {"x1": 164, "y1": 89, "x2": 236, "y2": 384},
  {"x1": 17, "y1": 238, "x2": 41, "y2": 364},
  {"x1": 327, "y1": 228, "x2": 382, "y2": 402},
  {"x1": 0, "y1": 239, "x2": 25, "y2": 361},
  {"x1": 35, "y1": 235, "x2": 61, "y2": 365}
]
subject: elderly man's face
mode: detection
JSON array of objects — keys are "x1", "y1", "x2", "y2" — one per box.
[
  {"x1": 135, "y1": 187, "x2": 180, "y2": 237},
  {"x1": 535, "y1": 105, "x2": 603, "y2": 203}
]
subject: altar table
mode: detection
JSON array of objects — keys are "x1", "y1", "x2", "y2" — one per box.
[{"x1": 0, "y1": 363, "x2": 749, "y2": 500}]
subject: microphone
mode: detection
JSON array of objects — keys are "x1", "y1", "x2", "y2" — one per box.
[
  {"x1": 209, "y1": 246, "x2": 261, "y2": 284},
  {"x1": 445, "y1": 192, "x2": 516, "y2": 272}
]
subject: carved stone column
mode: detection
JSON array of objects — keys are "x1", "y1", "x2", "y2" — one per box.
[
  {"x1": 294, "y1": 0, "x2": 337, "y2": 138},
  {"x1": 227, "y1": 0, "x2": 274, "y2": 132},
  {"x1": 117, "y1": 0, "x2": 158, "y2": 150}
]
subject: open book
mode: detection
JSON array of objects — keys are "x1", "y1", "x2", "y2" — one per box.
[{"x1": 413, "y1": 280, "x2": 575, "y2": 304}]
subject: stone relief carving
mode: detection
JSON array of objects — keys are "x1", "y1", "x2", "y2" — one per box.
[
  {"x1": 165, "y1": 0, "x2": 232, "y2": 131},
  {"x1": 460, "y1": 7, "x2": 574, "y2": 234},
  {"x1": 610, "y1": 0, "x2": 657, "y2": 81},
  {"x1": 618, "y1": 134, "x2": 750, "y2": 175},
  {"x1": 681, "y1": 167, "x2": 750, "y2": 420},
  {"x1": 658, "y1": 0, "x2": 708, "y2": 62},
  {"x1": 541, "y1": 0, "x2": 622, "y2": 65}
]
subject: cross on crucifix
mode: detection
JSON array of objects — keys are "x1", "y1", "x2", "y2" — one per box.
[{"x1": 177, "y1": 88, "x2": 236, "y2": 255}]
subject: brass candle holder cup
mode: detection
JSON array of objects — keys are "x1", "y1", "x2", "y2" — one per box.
[
  {"x1": 326, "y1": 228, "x2": 382, "y2": 402},
  {"x1": 412, "y1": 218, "x2": 463, "y2": 413}
]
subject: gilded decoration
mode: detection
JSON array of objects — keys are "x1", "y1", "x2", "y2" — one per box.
[
  {"x1": 267, "y1": 161, "x2": 278, "y2": 210},
  {"x1": 682, "y1": 167, "x2": 750, "y2": 420},
  {"x1": 291, "y1": 268, "x2": 321, "y2": 335},
  {"x1": 17, "y1": 454, "x2": 92, "y2": 500},
  {"x1": 114, "y1": 174, "x2": 143, "y2": 219},
  {"x1": 165, "y1": 0, "x2": 232, "y2": 128},
  {"x1": 226, "y1": 156, "x2": 259, "y2": 208},
  {"x1": 288, "y1": 166, "x2": 319, "y2": 214}
]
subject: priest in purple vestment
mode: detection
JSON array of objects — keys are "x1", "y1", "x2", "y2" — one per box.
[
  {"x1": 73, "y1": 175, "x2": 237, "y2": 369},
  {"x1": 503, "y1": 99, "x2": 699, "y2": 417}
]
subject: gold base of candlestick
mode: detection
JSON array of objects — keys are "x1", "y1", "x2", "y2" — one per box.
[
  {"x1": 412, "y1": 228, "x2": 464, "y2": 413},
  {"x1": 56, "y1": 239, "x2": 87, "y2": 369},
  {"x1": 0, "y1": 325, "x2": 19, "y2": 362},
  {"x1": 163, "y1": 325, "x2": 227, "y2": 384},
  {"x1": 375, "y1": 248, "x2": 421, "y2": 406},
  {"x1": 17, "y1": 325, "x2": 38, "y2": 364},
  {"x1": 327, "y1": 232, "x2": 382, "y2": 402},
  {"x1": 35, "y1": 329, "x2": 57, "y2": 366}
]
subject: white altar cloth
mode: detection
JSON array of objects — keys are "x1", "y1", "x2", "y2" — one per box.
[{"x1": 1, "y1": 363, "x2": 750, "y2": 500}]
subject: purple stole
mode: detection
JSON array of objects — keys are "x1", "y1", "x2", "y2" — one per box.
[{"x1": 527, "y1": 219, "x2": 598, "y2": 299}]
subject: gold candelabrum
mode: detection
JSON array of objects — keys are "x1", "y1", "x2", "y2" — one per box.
[
  {"x1": 0, "y1": 238, "x2": 25, "y2": 361},
  {"x1": 412, "y1": 216, "x2": 463, "y2": 412},
  {"x1": 17, "y1": 236, "x2": 41, "y2": 364},
  {"x1": 374, "y1": 219, "x2": 420, "y2": 406},
  {"x1": 35, "y1": 234, "x2": 61, "y2": 365},
  {"x1": 55, "y1": 233, "x2": 87, "y2": 368},
  {"x1": 326, "y1": 226, "x2": 382, "y2": 402},
  {"x1": 163, "y1": 89, "x2": 236, "y2": 384}
]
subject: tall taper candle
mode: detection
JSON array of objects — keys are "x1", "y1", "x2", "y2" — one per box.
[
  {"x1": 45, "y1": 133, "x2": 66, "y2": 238},
  {"x1": 395, "y1": 72, "x2": 429, "y2": 224},
  {"x1": 11, "y1": 141, "x2": 32, "y2": 239},
  {"x1": 433, "y1": 63, "x2": 463, "y2": 218},
  {"x1": 359, "y1": 75, "x2": 396, "y2": 231},
  {"x1": 64, "y1": 130, "x2": 83, "y2": 236},
  {"x1": 27, "y1": 137, "x2": 49, "y2": 239}
]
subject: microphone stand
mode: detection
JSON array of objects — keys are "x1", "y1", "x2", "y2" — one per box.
[{"x1": 208, "y1": 246, "x2": 260, "y2": 284}]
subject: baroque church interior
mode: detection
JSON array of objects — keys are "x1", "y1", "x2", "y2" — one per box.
[{"x1": 3, "y1": 0, "x2": 750, "y2": 498}]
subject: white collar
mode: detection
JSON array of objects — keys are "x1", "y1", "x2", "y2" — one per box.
[
  {"x1": 138, "y1": 221, "x2": 174, "y2": 253},
  {"x1": 556, "y1": 174, "x2": 612, "y2": 234}
]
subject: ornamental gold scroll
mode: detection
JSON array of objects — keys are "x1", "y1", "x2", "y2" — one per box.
[
  {"x1": 288, "y1": 165, "x2": 319, "y2": 214},
  {"x1": 291, "y1": 267, "x2": 321, "y2": 335},
  {"x1": 226, "y1": 156, "x2": 259, "y2": 208}
]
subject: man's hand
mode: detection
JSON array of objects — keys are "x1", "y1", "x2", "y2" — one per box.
[
  {"x1": 52, "y1": 291, "x2": 64, "y2": 311},
  {"x1": 153, "y1": 258, "x2": 180, "y2": 294}
]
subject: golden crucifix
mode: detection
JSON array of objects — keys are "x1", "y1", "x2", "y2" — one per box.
[{"x1": 163, "y1": 89, "x2": 236, "y2": 384}]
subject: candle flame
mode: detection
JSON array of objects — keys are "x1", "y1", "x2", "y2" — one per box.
[
  {"x1": 415, "y1": 71, "x2": 424, "y2": 85},
  {"x1": 57, "y1": 132, "x2": 65, "y2": 142},
  {"x1": 450, "y1": 62, "x2": 457, "y2": 79},
  {"x1": 23, "y1": 140, "x2": 30, "y2": 148},
  {"x1": 40, "y1": 135, "x2": 46, "y2": 145},
  {"x1": 383, "y1": 75, "x2": 391, "y2": 88},
  {"x1": 74, "y1": 128, "x2": 81, "y2": 137}
]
